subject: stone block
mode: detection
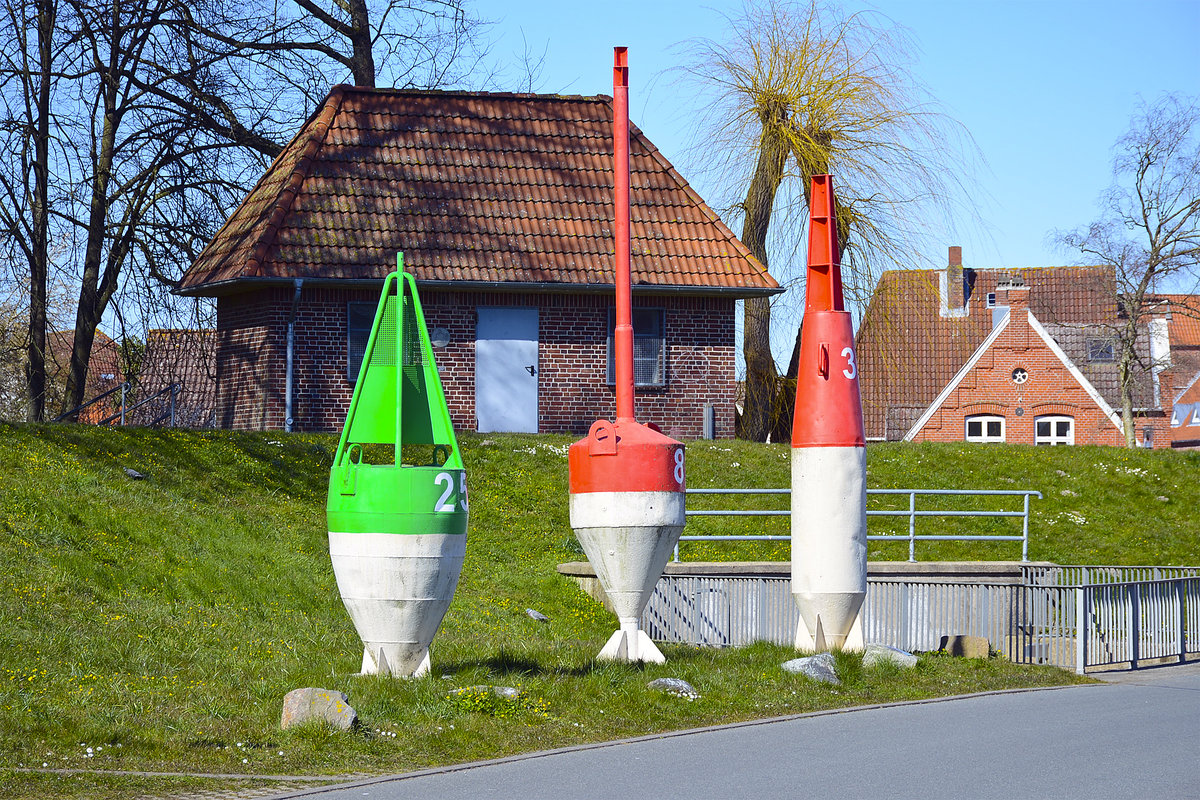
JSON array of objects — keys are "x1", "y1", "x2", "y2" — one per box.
[
  {"x1": 940, "y1": 634, "x2": 990, "y2": 658},
  {"x1": 281, "y1": 687, "x2": 359, "y2": 731}
]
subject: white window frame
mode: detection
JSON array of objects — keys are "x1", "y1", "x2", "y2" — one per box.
[
  {"x1": 1035, "y1": 415, "x2": 1075, "y2": 446},
  {"x1": 965, "y1": 414, "x2": 1006, "y2": 443}
]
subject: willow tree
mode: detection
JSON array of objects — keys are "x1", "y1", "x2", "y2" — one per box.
[{"x1": 681, "y1": 0, "x2": 978, "y2": 441}]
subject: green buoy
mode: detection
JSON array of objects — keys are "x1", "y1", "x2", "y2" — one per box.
[{"x1": 326, "y1": 254, "x2": 468, "y2": 677}]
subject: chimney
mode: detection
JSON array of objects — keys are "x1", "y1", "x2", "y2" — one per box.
[
  {"x1": 946, "y1": 246, "x2": 964, "y2": 312},
  {"x1": 995, "y1": 274, "x2": 1029, "y2": 311}
]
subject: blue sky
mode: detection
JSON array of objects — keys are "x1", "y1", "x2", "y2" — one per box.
[
  {"x1": 479, "y1": 0, "x2": 1198, "y2": 267},
  {"x1": 475, "y1": 0, "x2": 1199, "y2": 364}
]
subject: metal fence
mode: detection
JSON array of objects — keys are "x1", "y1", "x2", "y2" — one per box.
[
  {"x1": 677, "y1": 488, "x2": 1041, "y2": 562},
  {"x1": 641, "y1": 571, "x2": 1200, "y2": 674},
  {"x1": 643, "y1": 575, "x2": 1015, "y2": 654}
]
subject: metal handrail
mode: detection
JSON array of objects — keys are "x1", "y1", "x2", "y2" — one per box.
[
  {"x1": 676, "y1": 488, "x2": 1042, "y2": 562},
  {"x1": 53, "y1": 382, "x2": 131, "y2": 423},
  {"x1": 97, "y1": 382, "x2": 181, "y2": 427}
]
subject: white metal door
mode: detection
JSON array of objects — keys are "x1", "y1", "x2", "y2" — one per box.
[{"x1": 475, "y1": 307, "x2": 538, "y2": 432}]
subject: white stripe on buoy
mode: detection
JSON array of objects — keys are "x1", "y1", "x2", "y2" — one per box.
[
  {"x1": 791, "y1": 445, "x2": 867, "y2": 651},
  {"x1": 328, "y1": 531, "x2": 466, "y2": 677}
]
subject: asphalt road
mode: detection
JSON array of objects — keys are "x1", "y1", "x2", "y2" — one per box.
[{"x1": 269, "y1": 664, "x2": 1200, "y2": 800}]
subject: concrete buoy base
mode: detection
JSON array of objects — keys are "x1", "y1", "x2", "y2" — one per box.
[
  {"x1": 598, "y1": 618, "x2": 666, "y2": 664},
  {"x1": 360, "y1": 646, "x2": 432, "y2": 678},
  {"x1": 795, "y1": 607, "x2": 865, "y2": 652}
]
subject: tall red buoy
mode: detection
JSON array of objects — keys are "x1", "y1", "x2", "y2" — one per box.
[
  {"x1": 567, "y1": 48, "x2": 686, "y2": 663},
  {"x1": 790, "y1": 174, "x2": 868, "y2": 652}
]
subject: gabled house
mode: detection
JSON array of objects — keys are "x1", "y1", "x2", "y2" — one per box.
[
  {"x1": 48, "y1": 329, "x2": 125, "y2": 423},
  {"x1": 178, "y1": 86, "x2": 779, "y2": 437},
  {"x1": 856, "y1": 248, "x2": 1181, "y2": 447}
]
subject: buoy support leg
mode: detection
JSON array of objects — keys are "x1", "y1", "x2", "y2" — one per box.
[{"x1": 597, "y1": 617, "x2": 666, "y2": 664}]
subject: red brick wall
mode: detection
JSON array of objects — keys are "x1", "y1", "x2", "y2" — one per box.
[
  {"x1": 215, "y1": 286, "x2": 738, "y2": 438},
  {"x1": 216, "y1": 292, "x2": 275, "y2": 430},
  {"x1": 910, "y1": 297, "x2": 1170, "y2": 447}
]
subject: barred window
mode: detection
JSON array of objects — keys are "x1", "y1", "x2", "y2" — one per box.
[
  {"x1": 347, "y1": 302, "x2": 375, "y2": 383},
  {"x1": 607, "y1": 308, "x2": 666, "y2": 388}
]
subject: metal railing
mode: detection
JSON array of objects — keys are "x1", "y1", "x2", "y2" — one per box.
[
  {"x1": 641, "y1": 572, "x2": 1200, "y2": 674},
  {"x1": 53, "y1": 382, "x2": 182, "y2": 428},
  {"x1": 677, "y1": 488, "x2": 1042, "y2": 562},
  {"x1": 53, "y1": 381, "x2": 131, "y2": 424},
  {"x1": 1072, "y1": 577, "x2": 1200, "y2": 672}
]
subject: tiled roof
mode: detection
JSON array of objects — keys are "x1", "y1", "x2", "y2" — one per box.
[
  {"x1": 180, "y1": 87, "x2": 778, "y2": 296},
  {"x1": 1040, "y1": 322, "x2": 1156, "y2": 410},
  {"x1": 1164, "y1": 294, "x2": 1200, "y2": 348},
  {"x1": 856, "y1": 266, "x2": 1126, "y2": 439},
  {"x1": 131, "y1": 329, "x2": 217, "y2": 428},
  {"x1": 46, "y1": 329, "x2": 124, "y2": 423}
]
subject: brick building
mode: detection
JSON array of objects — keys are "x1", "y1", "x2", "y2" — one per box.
[
  {"x1": 856, "y1": 248, "x2": 1192, "y2": 447},
  {"x1": 178, "y1": 87, "x2": 779, "y2": 436}
]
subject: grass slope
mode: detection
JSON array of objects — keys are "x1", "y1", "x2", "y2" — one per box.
[{"x1": 6, "y1": 426, "x2": 1193, "y2": 799}]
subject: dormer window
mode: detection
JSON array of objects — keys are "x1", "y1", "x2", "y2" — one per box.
[{"x1": 986, "y1": 292, "x2": 996, "y2": 308}]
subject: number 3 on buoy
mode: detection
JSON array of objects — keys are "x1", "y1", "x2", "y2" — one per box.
[{"x1": 841, "y1": 346, "x2": 857, "y2": 380}]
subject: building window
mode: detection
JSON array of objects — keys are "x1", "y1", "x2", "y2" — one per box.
[
  {"x1": 347, "y1": 301, "x2": 375, "y2": 382},
  {"x1": 607, "y1": 308, "x2": 666, "y2": 388},
  {"x1": 1141, "y1": 428, "x2": 1153, "y2": 448},
  {"x1": 965, "y1": 414, "x2": 1005, "y2": 443},
  {"x1": 1035, "y1": 415, "x2": 1074, "y2": 446},
  {"x1": 1087, "y1": 338, "x2": 1115, "y2": 362}
]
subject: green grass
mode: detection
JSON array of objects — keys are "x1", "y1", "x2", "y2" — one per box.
[{"x1": 6, "y1": 426, "x2": 1192, "y2": 799}]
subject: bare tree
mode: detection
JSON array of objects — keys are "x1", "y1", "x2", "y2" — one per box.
[
  {"x1": 1057, "y1": 93, "x2": 1200, "y2": 447},
  {"x1": 0, "y1": 0, "x2": 62, "y2": 420},
  {"x1": 0, "y1": 0, "x2": 491, "y2": 418},
  {"x1": 680, "y1": 0, "x2": 980, "y2": 441}
]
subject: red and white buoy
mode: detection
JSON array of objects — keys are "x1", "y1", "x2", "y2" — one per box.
[
  {"x1": 791, "y1": 174, "x2": 867, "y2": 652},
  {"x1": 567, "y1": 48, "x2": 686, "y2": 664}
]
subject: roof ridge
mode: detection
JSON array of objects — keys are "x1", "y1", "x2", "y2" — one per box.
[{"x1": 332, "y1": 83, "x2": 611, "y2": 103}]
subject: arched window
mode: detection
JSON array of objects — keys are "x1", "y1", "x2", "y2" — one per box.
[
  {"x1": 1035, "y1": 415, "x2": 1074, "y2": 446},
  {"x1": 965, "y1": 414, "x2": 1005, "y2": 443}
]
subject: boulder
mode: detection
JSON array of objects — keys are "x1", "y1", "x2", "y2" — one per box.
[
  {"x1": 939, "y1": 635, "x2": 990, "y2": 659},
  {"x1": 647, "y1": 677, "x2": 699, "y2": 698},
  {"x1": 863, "y1": 644, "x2": 918, "y2": 669},
  {"x1": 280, "y1": 688, "x2": 359, "y2": 731},
  {"x1": 781, "y1": 653, "x2": 840, "y2": 685}
]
